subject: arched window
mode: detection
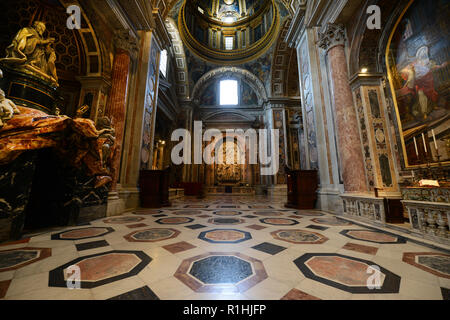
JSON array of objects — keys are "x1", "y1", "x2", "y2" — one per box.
[{"x1": 220, "y1": 79, "x2": 238, "y2": 105}]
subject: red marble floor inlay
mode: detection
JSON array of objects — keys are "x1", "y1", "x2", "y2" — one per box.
[
  {"x1": 205, "y1": 230, "x2": 245, "y2": 242},
  {"x1": 0, "y1": 280, "x2": 12, "y2": 299},
  {"x1": 246, "y1": 225, "x2": 267, "y2": 230},
  {"x1": 157, "y1": 217, "x2": 192, "y2": 224},
  {"x1": 305, "y1": 256, "x2": 386, "y2": 287},
  {"x1": 65, "y1": 253, "x2": 141, "y2": 282},
  {"x1": 60, "y1": 228, "x2": 108, "y2": 239},
  {"x1": 281, "y1": 289, "x2": 321, "y2": 300},
  {"x1": 347, "y1": 230, "x2": 397, "y2": 243},
  {"x1": 163, "y1": 241, "x2": 197, "y2": 254},
  {"x1": 133, "y1": 209, "x2": 162, "y2": 215},
  {"x1": 342, "y1": 242, "x2": 378, "y2": 255},
  {"x1": 262, "y1": 218, "x2": 298, "y2": 225},
  {"x1": 126, "y1": 223, "x2": 148, "y2": 229}
]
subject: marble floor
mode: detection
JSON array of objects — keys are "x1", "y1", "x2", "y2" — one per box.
[{"x1": 0, "y1": 196, "x2": 449, "y2": 300}]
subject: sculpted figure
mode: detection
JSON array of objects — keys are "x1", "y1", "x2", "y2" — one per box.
[
  {"x1": 0, "y1": 69, "x2": 20, "y2": 128},
  {"x1": 0, "y1": 89, "x2": 20, "y2": 128},
  {"x1": 96, "y1": 116, "x2": 116, "y2": 170},
  {"x1": 0, "y1": 21, "x2": 58, "y2": 83}
]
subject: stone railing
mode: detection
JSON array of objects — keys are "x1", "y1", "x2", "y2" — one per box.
[
  {"x1": 341, "y1": 194, "x2": 386, "y2": 224},
  {"x1": 402, "y1": 200, "x2": 449, "y2": 245}
]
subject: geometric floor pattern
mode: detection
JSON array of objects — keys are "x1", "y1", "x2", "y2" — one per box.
[{"x1": 0, "y1": 195, "x2": 449, "y2": 300}]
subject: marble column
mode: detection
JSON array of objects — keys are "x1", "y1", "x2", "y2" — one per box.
[
  {"x1": 319, "y1": 24, "x2": 367, "y2": 193},
  {"x1": 157, "y1": 143, "x2": 165, "y2": 169},
  {"x1": 105, "y1": 31, "x2": 137, "y2": 193}
]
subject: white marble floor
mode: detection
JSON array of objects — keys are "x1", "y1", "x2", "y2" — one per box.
[{"x1": 0, "y1": 196, "x2": 449, "y2": 300}]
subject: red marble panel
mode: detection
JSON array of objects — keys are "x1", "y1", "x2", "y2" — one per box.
[
  {"x1": 347, "y1": 230, "x2": 397, "y2": 243},
  {"x1": 67, "y1": 253, "x2": 141, "y2": 282},
  {"x1": 205, "y1": 230, "x2": 245, "y2": 241},
  {"x1": 0, "y1": 280, "x2": 12, "y2": 299},
  {"x1": 281, "y1": 289, "x2": 321, "y2": 300},
  {"x1": 305, "y1": 256, "x2": 386, "y2": 287},
  {"x1": 342, "y1": 242, "x2": 378, "y2": 255},
  {"x1": 60, "y1": 228, "x2": 108, "y2": 239},
  {"x1": 163, "y1": 241, "x2": 197, "y2": 254}
]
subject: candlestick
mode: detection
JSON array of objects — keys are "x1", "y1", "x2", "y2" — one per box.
[
  {"x1": 422, "y1": 133, "x2": 427, "y2": 153},
  {"x1": 413, "y1": 137, "x2": 418, "y2": 156},
  {"x1": 432, "y1": 129, "x2": 438, "y2": 150}
]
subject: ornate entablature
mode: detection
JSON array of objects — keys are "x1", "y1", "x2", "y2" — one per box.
[{"x1": 178, "y1": 0, "x2": 281, "y2": 64}]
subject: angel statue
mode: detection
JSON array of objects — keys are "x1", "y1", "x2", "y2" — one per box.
[
  {"x1": 0, "y1": 69, "x2": 20, "y2": 128},
  {"x1": 0, "y1": 21, "x2": 58, "y2": 84}
]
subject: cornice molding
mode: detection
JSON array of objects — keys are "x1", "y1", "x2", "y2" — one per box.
[
  {"x1": 285, "y1": 5, "x2": 306, "y2": 48},
  {"x1": 349, "y1": 72, "x2": 384, "y2": 90}
]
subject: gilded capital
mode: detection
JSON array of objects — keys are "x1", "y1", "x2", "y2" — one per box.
[
  {"x1": 114, "y1": 30, "x2": 138, "y2": 55},
  {"x1": 318, "y1": 23, "x2": 346, "y2": 52}
]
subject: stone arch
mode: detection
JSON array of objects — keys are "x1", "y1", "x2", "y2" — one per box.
[
  {"x1": 270, "y1": 18, "x2": 298, "y2": 97},
  {"x1": 348, "y1": 0, "x2": 409, "y2": 77},
  {"x1": 191, "y1": 67, "x2": 268, "y2": 105},
  {"x1": 165, "y1": 17, "x2": 190, "y2": 99},
  {"x1": 59, "y1": 0, "x2": 105, "y2": 77}
]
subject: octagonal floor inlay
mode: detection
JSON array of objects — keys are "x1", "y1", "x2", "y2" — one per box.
[
  {"x1": 253, "y1": 211, "x2": 283, "y2": 217},
  {"x1": 340, "y1": 229, "x2": 406, "y2": 244},
  {"x1": 403, "y1": 252, "x2": 450, "y2": 279},
  {"x1": 172, "y1": 210, "x2": 202, "y2": 216},
  {"x1": 213, "y1": 211, "x2": 242, "y2": 216},
  {"x1": 0, "y1": 248, "x2": 51, "y2": 272},
  {"x1": 103, "y1": 217, "x2": 145, "y2": 224},
  {"x1": 292, "y1": 211, "x2": 325, "y2": 217},
  {"x1": 124, "y1": 228, "x2": 180, "y2": 242},
  {"x1": 199, "y1": 229, "x2": 252, "y2": 243},
  {"x1": 207, "y1": 218, "x2": 245, "y2": 225},
  {"x1": 311, "y1": 217, "x2": 353, "y2": 226},
  {"x1": 260, "y1": 218, "x2": 299, "y2": 226},
  {"x1": 271, "y1": 229, "x2": 328, "y2": 244},
  {"x1": 155, "y1": 217, "x2": 194, "y2": 225},
  {"x1": 294, "y1": 253, "x2": 401, "y2": 294},
  {"x1": 175, "y1": 252, "x2": 267, "y2": 293},
  {"x1": 133, "y1": 209, "x2": 162, "y2": 216},
  {"x1": 52, "y1": 227, "x2": 115, "y2": 240},
  {"x1": 49, "y1": 250, "x2": 151, "y2": 288},
  {"x1": 190, "y1": 256, "x2": 253, "y2": 284}
]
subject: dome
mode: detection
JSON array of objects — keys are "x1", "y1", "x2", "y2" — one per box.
[{"x1": 178, "y1": 0, "x2": 280, "y2": 64}]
